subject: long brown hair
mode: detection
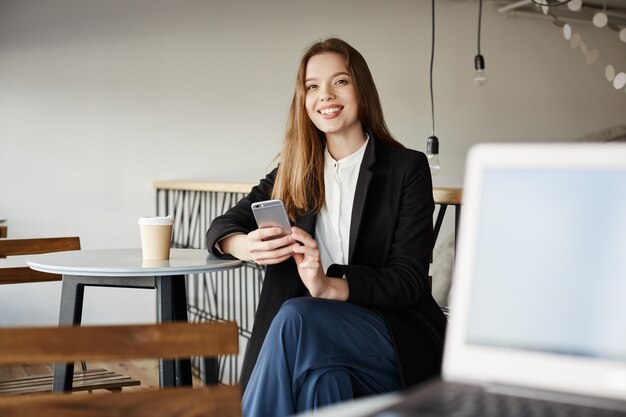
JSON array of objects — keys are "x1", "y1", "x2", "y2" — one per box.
[{"x1": 272, "y1": 38, "x2": 403, "y2": 220}]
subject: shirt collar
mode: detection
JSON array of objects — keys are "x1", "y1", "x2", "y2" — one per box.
[{"x1": 324, "y1": 133, "x2": 370, "y2": 169}]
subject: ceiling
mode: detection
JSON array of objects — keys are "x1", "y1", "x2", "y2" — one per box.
[{"x1": 492, "y1": 0, "x2": 626, "y2": 27}]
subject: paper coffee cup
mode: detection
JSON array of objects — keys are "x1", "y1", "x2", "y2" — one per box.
[
  {"x1": 142, "y1": 259, "x2": 170, "y2": 268},
  {"x1": 138, "y1": 215, "x2": 173, "y2": 260}
]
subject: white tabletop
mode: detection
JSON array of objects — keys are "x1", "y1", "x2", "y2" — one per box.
[{"x1": 27, "y1": 248, "x2": 242, "y2": 277}]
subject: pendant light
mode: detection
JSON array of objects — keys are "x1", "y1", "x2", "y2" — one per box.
[
  {"x1": 426, "y1": 0, "x2": 440, "y2": 175},
  {"x1": 474, "y1": 0, "x2": 487, "y2": 86}
]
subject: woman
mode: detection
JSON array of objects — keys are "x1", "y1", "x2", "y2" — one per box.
[{"x1": 206, "y1": 38, "x2": 446, "y2": 417}]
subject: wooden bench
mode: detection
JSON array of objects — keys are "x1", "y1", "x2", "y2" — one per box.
[
  {"x1": 0, "y1": 322, "x2": 241, "y2": 417},
  {"x1": 0, "y1": 237, "x2": 140, "y2": 394}
]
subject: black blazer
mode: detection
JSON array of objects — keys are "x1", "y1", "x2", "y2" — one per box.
[{"x1": 206, "y1": 131, "x2": 446, "y2": 390}]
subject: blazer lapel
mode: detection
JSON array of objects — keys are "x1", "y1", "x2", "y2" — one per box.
[{"x1": 348, "y1": 133, "x2": 376, "y2": 263}]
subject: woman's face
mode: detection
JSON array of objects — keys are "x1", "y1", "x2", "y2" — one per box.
[{"x1": 304, "y1": 52, "x2": 360, "y2": 139}]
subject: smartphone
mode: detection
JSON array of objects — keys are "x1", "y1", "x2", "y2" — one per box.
[{"x1": 251, "y1": 199, "x2": 292, "y2": 237}]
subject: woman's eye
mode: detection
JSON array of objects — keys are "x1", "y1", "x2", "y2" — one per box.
[
  {"x1": 306, "y1": 84, "x2": 317, "y2": 91},
  {"x1": 334, "y1": 79, "x2": 348, "y2": 85}
]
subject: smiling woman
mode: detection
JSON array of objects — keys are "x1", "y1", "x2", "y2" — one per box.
[
  {"x1": 206, "y1": 38, "x2": 446, "y2": 417},
  {"x1": 271, "y1": 38, "x2": 405, "y2": 222}
]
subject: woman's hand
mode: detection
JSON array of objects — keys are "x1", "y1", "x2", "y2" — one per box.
[
  {"x1": 291, "y1": 227, "x2": 349, "y2": 300},
  {"x1": 220, "y1": 228, "x2": 298, "y2": 265}
]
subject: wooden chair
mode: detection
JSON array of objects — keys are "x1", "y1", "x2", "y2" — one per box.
[
  {"x1": 0, "y1": 237, "x2": 139, "y2": 394},
  {"x1": 0, "y1": 237, "x2": 80, "y2": 285},
  {"x1": 0, "y1": 321, "x2": 241, "y2": 417},
  {"x1": 430, "y1": 188, "x2": 463, "y2": 315},
  {"x1": 432, "y1": 188, "x2": 463, "y2": 248}
]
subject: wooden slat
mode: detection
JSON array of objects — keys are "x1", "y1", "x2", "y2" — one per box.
[
  {"x1": 0, "y1": 385, "x2": 241, "y2": 417},
  {"x1": 70, "y1": 376, "x2": 139, "y2": 392},
  {"x1": 1, "y1": 377, "x2": 139, "y2": 395},
  {"x1": 0, "y1": 371, "x2": 137, "y2": 393},
  {"x1": 152, "y1": 181, "x2": 464, "y2": 207},
  {"x1": 1, "y1": 368, "x2": 110, "y2": 386},
  {"x1": 0, "y1": 322, "x2": 239, "y2": 364},
  {"x1": 0, "y1": 237, "x2": 80, "y2": 257},
  {"x1": 0, "y1": 226, "x2": 6, "y2": 239},
  {"x1": 153, "y1": 181, "x2": 254, "y2": 194},
  {"x1": 0, "y1": 369, "x2": 140, "y2": 395},
  {"x1": 90, "y1": 359, "x2": 160, "y2": 390},
  {"x1": 1, "y1": 370, "x2": 128, "y2": 386},
  {"x1": 1, "y1": 370, "x2": 110, "y2": 389},
  {"x1": 433, "y1": 187, "x2": 463, "y2": 206},
  {"x1": 0, "y1": 267, "x2": 61, "y2": 285}
]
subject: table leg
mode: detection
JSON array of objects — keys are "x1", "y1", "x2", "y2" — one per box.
[
  {"x1": 171, "y1": 277, "x2": 193, "y2": 386},
  {"x1": 454, "y1": 205, "x2": 462, "y2": 254},
  {"x1": 53, "y1": 276, "x2": 85, "y2": 393},
  {"x1": 157, "y1": 276, "x2": 176, "y2": 388},
  {"x1": 203, "y1": 357, "x2": 219, "y2": 385},
  {"x1": 156, "y1": 275, "x2": 192, "y2": 388}
]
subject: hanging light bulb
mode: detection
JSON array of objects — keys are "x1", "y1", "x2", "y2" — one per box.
[
  {"x1": 427, "y1": 136, "x2": 440, "y2": 175},
  {"x1": 474, "y1": 54, "x2": 487, "y2": 86},
  {"x1": 474, "y1": 0, "x2": 487, "y2": 87}
]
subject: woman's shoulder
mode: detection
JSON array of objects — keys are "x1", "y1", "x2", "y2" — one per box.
[
  {"x1": 374, "y1": 137, "x2": 428, "y2": 167},
  {"x1": 251, "y1": 166, "x2": 279, "y2": 195}
]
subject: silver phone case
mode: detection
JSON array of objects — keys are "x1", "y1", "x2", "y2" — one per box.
[{"x1": 251, "y1": 199, "x2": 291, "y2": 232}]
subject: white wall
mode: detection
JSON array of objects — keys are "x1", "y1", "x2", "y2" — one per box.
[{"x1": 1, "y1": 0, "x2": 625, "y2": 325}]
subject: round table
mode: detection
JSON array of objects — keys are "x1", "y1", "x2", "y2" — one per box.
[{"x1": 27, "y1": 248, "x2": 242, "y2": 392}]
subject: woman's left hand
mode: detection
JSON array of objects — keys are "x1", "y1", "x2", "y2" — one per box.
[{"x1": 291, "y1": 227, "x2": 348, "y2": 300}]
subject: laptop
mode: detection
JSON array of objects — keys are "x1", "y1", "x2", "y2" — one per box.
[{"x1": 370, "y1": 143, "x2": 626, "y2": 416}]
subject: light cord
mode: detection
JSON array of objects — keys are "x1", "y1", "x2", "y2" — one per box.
[
  {"x1": 429, "y1": 0, "x2": 436, "y2": 137},
  {"x1": 478, "y1": 0, "x2": 483, "y2": 54}
]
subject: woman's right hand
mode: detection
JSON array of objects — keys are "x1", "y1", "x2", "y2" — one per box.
[{"x1": 220, "y1": 228, "x2": 298, "y2": 265}]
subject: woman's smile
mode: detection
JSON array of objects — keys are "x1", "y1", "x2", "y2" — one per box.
[{"x1": 317, "y1": 105, "x2": 344, "y2": 118}]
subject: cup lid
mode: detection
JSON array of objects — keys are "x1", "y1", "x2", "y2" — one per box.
[{"x1": 138, "y1": 215, "x2": 173, "y2": 226}]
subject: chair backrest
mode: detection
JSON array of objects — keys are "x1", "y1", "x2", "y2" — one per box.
[
  {"x1": 432, "y1": 188, "x2": 463, "y2": 245},
  {"x1": 0, "y1": 237, "x2": 81, "y2": 257},
  {"x1": 0, "y1": 237, "x2": 80, "y2": 285},
  {"x1": 0, "y1": 321, "x2": 241, "y2": 417},
  {"x1": 430, "y1": 188, "x2": 463, "y2": 290}
]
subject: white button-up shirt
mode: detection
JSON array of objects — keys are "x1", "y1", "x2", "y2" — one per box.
[{"x1": 315, "y1": 136, "x2": 369, "y2": 272}]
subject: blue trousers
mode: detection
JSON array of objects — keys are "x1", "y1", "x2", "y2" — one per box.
[{"x1": 242, "y1": 297, "x2": 402, "y2": 417}]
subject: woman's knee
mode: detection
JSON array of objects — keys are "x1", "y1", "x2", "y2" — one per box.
[
  {"x1": 270, "y1": 298, "x2": 340, "y2": 340},
  {"x1": 275, "y1": 297, "x2": 321, "y2": 325}
]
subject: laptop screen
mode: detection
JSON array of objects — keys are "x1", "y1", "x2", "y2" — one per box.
[{"x1": 466, "y1": 168, "x2": 626, "y2": 361}]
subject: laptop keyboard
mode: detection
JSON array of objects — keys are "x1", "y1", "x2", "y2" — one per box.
[{"x1": 372, "y1": 382, "x2": 626, "y2": 417}]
